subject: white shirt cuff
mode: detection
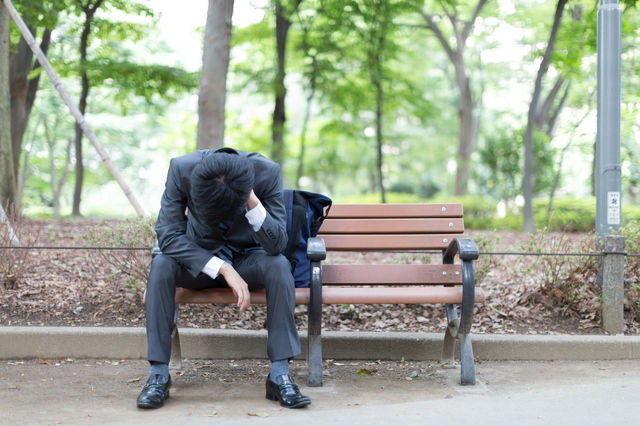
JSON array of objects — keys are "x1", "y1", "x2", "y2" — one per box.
[
  {"x1": 202, "y1": 256, "x2": 226, "y2": 279},
  {"x1": 245, "y1": 201, "x2": 267, "y2": 232}
]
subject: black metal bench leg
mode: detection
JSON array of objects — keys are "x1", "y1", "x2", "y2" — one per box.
[
  {"x1": 307, "y1": 260, "x2": 323, "y2": 386},
  {"x1": 441, "y1": 303, "x2": 459, "y2": 368},
  {"x1": 169, "y1": 304, "x2": 182, "y2": 370},
  {"x1": 458, "y1": 333, "x2": 476, "y2": 385},
  {"x1": 442, "y1": 238, "x2": 479, "y2": 384},
  {"x1": 457, "y1": 258, "x2": 477, "y2": 385}
]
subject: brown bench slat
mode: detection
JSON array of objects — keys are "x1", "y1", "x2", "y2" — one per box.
[
  {"x1": 327, "y1": 203, "x2": 463, "y2": 218},
  {"x1": 174, "y1": 286, "x2": 486, "y2": 305},
  {"x1": 321, "y1": 234, "x2": 463, "y2": 251},
  {"x1": 319, "y1": 218, "x2": 464, "y2": 234},
  {"x1": 322, "y1": 264, "x2": 463, "y2": 285}
]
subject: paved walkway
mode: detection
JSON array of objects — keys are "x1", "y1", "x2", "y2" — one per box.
[{"x1": 2, "y1": 358, "x2": 639, "y2": 425}]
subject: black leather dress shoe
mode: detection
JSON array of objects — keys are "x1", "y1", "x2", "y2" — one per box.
[
  {"x1": 265, "y1": 375, "x2": 311, "y2": 408},
  {"x1": 137, "y1": 374, "x2": 171, "y2": 409}
]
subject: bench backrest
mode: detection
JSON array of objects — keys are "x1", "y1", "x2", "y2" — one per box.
[{"x1": 318, "y1": 203, "x2": 464, "y2": 251}]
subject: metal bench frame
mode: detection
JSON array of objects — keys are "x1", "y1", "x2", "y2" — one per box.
[{"x1": 158, "y1": 203, "x2": 483, "y2": 386}]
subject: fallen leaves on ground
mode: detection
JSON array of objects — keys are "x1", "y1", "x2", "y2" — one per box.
[{"x1": 1, "y1": 221, "x2": 639, "y2": 335}]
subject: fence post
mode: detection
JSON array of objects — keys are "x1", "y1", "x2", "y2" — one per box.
[{"x1": 602, "y1": 235, "x2": 626, "y2": 334}]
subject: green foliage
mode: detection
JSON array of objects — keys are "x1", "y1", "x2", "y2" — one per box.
[
  {"x1": 333, "y1": 192, "x2": 425, "y2": 204},
  {"x1": 87, "y1": 217, "x2": 156, "y2": 290},
  {"x1": 70, "y1": 60, "x2": 199, "y2": 106},
  {"x1": 477, "y1": 128, "x2": 557, "y2": 201},
  {"x1": 388, "y1": 181, "x2": 415, "y2": 194}
]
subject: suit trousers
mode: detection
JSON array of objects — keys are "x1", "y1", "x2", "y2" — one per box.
[{"x1": 145, "y1": 251, "x2": 301, "y2": 365}]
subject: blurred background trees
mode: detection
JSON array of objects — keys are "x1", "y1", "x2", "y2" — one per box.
[{"x1": 2, "y1": 0, "x2": 640, "y2": 231}]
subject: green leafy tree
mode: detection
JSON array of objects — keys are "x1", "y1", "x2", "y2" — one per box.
[
  {"x1": 55, "y1": 0, "x2": 198, "y2": 215},
  {"x1": 272, "y1": 0, "x2": 304, "y2": 167},
  {"x1": 415, "y1": 0, "x2": 491, "y2": 196},
  {"x1": 8, "y1": 0, "x2": 64, "y2": 193}
]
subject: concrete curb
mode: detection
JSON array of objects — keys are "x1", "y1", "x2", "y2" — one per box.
[{"x1": 1, "y1": 327, "x2": 640, "y2": 361}]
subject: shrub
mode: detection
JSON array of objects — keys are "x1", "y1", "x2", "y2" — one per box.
[
  {"x1": 471, "y1": 233, "x2": 502, "y2": 284},
  {"x1": 616, "y1": 222, "x2": 640, "y2": 322},
  {"x1": 0, "y1": 205, "x2": 40, "y2": 290},
  {"x1": 388, "y1": 182, "x2": 415, "y2": 194},
  {"x1": 518, "y1": 228, "x2": 600, "y2": 318},
  {"x1": 87, "y1": 217, "x2": 157, "y2": 292}
]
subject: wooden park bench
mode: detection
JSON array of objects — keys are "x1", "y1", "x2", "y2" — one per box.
[{"x1": 158, "y1": 203, "x2": 485, "y2": 386}]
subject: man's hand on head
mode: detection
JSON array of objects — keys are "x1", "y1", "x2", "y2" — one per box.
[
  {"x1": 219, "y1": 262, "x2": 251, "y2": 311},
  {"x1": 246, "y1": 189, "x2": 260, "y2": 211}
]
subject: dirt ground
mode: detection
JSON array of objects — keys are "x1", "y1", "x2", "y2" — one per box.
[
  {"x1": 2, "y1": 219, "x2": 639, "y2": 336},
  {"x1": 3, "y1": 357, "x2": 640, "y2": 425}
]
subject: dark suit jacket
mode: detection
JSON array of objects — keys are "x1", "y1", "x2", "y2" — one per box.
[{"x1": 155, "y1": 148, "x2": 288, "y2": 278}]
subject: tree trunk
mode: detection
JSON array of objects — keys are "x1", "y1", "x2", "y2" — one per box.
[
  {"x1": 197, "y1": 0, "x2": 234, "y2": 150},
  {"x1": 419, "y1": 0, "x2": 487, "y2": 196},
  {"x1": 272, "y1": 0, "x2": 302, "y2": 168},
  {"x1": 297, "y1": 77, "x2": 315, "y2": 188},
  {"x1": 9, "y1": 26, "x2": 34, "y2": 184},
  {"x1": 296, "y1": 17, "x2": 318, "y2": 189},
  {"x1": 374, "y1": 77, "x2": 386, "y2": 203},
  {"x1": 0, "y1": 5, "x2": 17, "y2": 209},
  {"x1": 522, "y1": 0, "x2": 567, "y2": 233},
  {"x1": 455, "y1": 66, "x2": 476, "y2": 196},
  {"x1": 272, "y1": 1, "x2": 290, "y2": 167},
  {"x1": 9, "y1": 25, "x2": 50, "y2": 185},
  {"x1": 17, "y1": 113, "x2": 42, "y2": 209},
  {"x1": 45, "y1": 114, "x2": 71, "y2": 218},
  {"x1": 72, "y1": 3, "x2": 102, "y2": 216}
]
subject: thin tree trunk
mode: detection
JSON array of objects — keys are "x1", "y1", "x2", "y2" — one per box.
[
  {"x1": 0, "y1": 5, "x2": 16, "y2": 209},
  {"x1": 17, "y1": 147, "x2": 29, "y2": 209},
  {"x1": 418, "y1": 0, "x2": 487, "y2": 196},
  {"x1": 297, "y1": 81, "x2": 315, "y2": 188},
  {"x1": 369, "y1": 0, "x2": 389, "y2": 203},
  {"x1": 17, "y1": 113, "x2": 42, "y2": 209},
  {"x1": 522, "y1": 0, "x2": 568, "y2": 233},
  {"x1": 272, "y1": 0, "x2": 302, "y2": 168},
  {"x1": 197, "y1": 0, "x2": 234, "y2": 150},
  {"x1": 455, "y1": 69, "x2": 475, "y2": 196},
  {"x1": 73, "y1": 0, "x2": 104, "y2": 216},
  {"x1": 9, "y1": 26, "x2": 50, "y2": 184},
  {"x1": 374, "y1": 77, "x2": 385, "y2": 203},
  {"x1": 44, "y1": 114, "x2": 71, "y2": 218},
  {"x1": 296, "y1": 14, "x2": 318, "y2": 189},
  {"x1": 272, "y1": 1, "x2": 290, "y2": 167}
]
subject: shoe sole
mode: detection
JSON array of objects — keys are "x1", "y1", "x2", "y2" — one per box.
[
  {"x1": 265, "y1": 390, "x2": 311, "y2": 408},
  {"x1": 137, "y1": 390, "x2": 170, "y2": 409}
]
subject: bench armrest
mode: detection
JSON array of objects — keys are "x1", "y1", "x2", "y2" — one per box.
[
  {"x1": 152, "y1": 240, "x2": 162, "y2": 259},
  {"x1": 442, "y1": 237, "x2": 479, "y2": 337},
  {"x1": 307, "y1": 237, "x2": 327, "y2": 261},
  {"x1": 443, "y1": 237, "x2": 479, "y2": 264}
]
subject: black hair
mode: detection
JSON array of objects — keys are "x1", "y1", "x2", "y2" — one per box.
[{"x1": 190, "y1": 153, "x2": 255, "y2": 226}]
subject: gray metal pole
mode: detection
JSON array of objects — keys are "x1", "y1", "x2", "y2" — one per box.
[
  {"x1": 596, "y1": 0, "x2": 622, "y2": 286},
  {"x1": 596, "y1": 0, "x2": 622, "y2": 237}
]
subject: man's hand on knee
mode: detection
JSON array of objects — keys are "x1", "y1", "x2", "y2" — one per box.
[{"x1": 219, "y1": 263, "x2": 251, "y2": 311}]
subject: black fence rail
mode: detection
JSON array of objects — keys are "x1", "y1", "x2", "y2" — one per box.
[{"x1": 1, "y1": 246, "x2": 639, "y2": 257}]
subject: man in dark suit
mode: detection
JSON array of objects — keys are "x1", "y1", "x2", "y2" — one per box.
[{"x1": 137, "y1": 148, "x2": 310, "y2": 409}]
